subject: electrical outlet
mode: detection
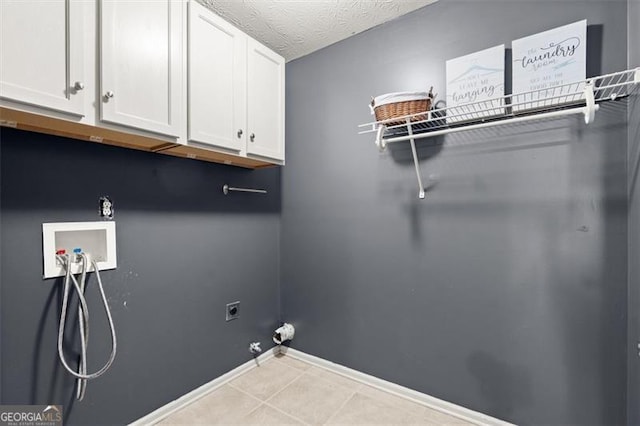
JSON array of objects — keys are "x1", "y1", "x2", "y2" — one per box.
[
  {"x1": 99, "y1": 196, "x2": 114, "y2": 219},
  {"x1": 226, "y1": 301, "x2": 240, "y2": 321}
]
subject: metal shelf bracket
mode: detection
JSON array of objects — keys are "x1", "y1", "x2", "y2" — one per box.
[
  {"x1": 407, "y1": 119, "x2": 426, "y2": 199},
  {"x1": 375, "y1": 124, "x2": 386, "y2": 151},
  {"x1": 583, "y1": 82, "x2": 596, "y2": 124}
]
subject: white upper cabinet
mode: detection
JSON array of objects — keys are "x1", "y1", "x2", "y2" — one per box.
[
  {"x1": 246, "y1": 39, "x2": 285, "y2": 162},
  {"x1": 188, "y1": 1, "x2": 246, "y2": 152},
  {"x1": 100, "y1": 0, "x2": 183, "y2": 137},
  {"x1": 1, "y1": 0, "x2": 283, "y2": 167},
  {"x1": 0, "y1": 0, "x2": 86, "y2": 116},
  {"x1": 187, "y1": 1, "x2": 285, "y2": 163}
]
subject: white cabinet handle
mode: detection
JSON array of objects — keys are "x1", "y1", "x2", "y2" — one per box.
[
  {"x1": 104, "y1": 91, "x2": 114, "y2": 100},
  {"x1": 250, "y1": 133, "x2": 255, "y2": 142},
  {"x1": 237, "y1": 129, "x2": 243, "y2": 138},
  {"x1": 74, "y1": 81, "x2": 85, "y2": 91}
]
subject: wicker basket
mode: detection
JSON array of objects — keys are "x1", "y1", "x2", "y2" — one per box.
[{"x1": 371, "y1": 87, "x2": 434, "y2": 125}]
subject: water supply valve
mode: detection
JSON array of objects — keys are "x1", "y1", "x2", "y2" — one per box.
[{"x1": 249, "y1": 342, "x2": 262, "y2": 355}]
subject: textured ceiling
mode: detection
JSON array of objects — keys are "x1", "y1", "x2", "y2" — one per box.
[{"x1": 200, "y1": 0, "x2": 438, "y2": 62}]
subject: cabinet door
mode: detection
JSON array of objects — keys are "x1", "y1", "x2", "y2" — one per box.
[
  {"x1": 188, "y1": 1, "x2": 246, "y2": 152},
  {"x1": 0, "y1": 0, "x2": 85, "y2": 115},
  {"x1": 100, "y1": 0, "x2": 183, "y2": 137},
  {"x1": 247, "y1": 39, "x2": 285, "y2": 162}
]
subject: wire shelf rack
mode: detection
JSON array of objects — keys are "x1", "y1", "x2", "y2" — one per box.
[{"x1": 358, "y1": 68, "x2": 639, "y2": 199}]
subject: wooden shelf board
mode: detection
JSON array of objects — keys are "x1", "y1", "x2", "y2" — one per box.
[
  {"x1": 159, "y1": 144, "x2": 275, "y2": 169},
  {"x1": 0, "y1": 107, "x2": 175, "y2": 152},
  {"x1": 0, "y1": 107, "x2": 276, "y2": 169}
]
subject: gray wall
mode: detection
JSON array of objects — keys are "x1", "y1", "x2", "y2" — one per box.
[
  {"x1": 0, "y1": 128, "x2": 281, "y2": 425},
  {"x1": 282, "y1": 1, "x2": 629, "y2": 424},
  {"x1": 628, "y1": 0, "x2": 640, "y2": 424}
]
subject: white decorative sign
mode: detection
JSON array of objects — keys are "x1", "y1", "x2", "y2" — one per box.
[
  {"x1": 512, "y1": 20, "x2": 587, "y2": 112},
  {"x1": 446, "y1": 45, "x2": 505, "y2": 123}
]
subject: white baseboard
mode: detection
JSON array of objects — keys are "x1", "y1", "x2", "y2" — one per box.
[
  {"x1": 280, "y1": 347, "x2": 514, "y2": 426},
  {"x1": 128, "y1": 347, "x2": 279, "y2": 426},
  {"x1": 130, "y1": 345, "x2": 513, "y2": 426}
]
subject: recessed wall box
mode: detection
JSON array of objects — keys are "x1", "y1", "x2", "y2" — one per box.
[{"x1": 42, "y1": 222, "x2": 117, "y2": 279}]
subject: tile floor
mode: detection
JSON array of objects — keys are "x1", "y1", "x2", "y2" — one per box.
[{"x1": 157, "y1": 354, "x2": 475, "y2": 425}]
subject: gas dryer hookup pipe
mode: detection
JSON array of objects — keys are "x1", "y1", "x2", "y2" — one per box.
[{"x1": 273, "y1": 323, "x2": 295, "y2": 344}]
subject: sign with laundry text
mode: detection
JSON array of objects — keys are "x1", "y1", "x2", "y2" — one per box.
[
  {"x1": 446, "y1": 44, "x2": 505, "y2": 123},
  {"x1": 512, "y1": 20, "x2": 586, "y2": 112}
]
